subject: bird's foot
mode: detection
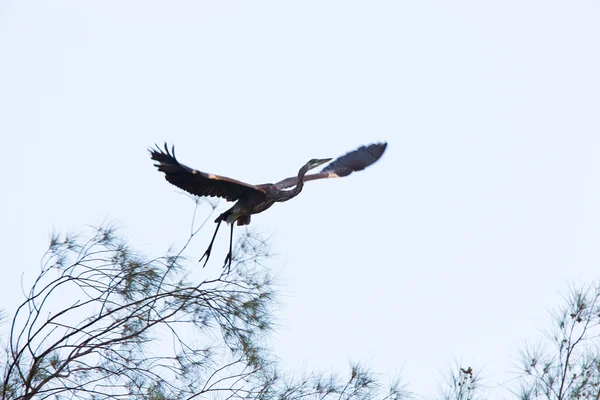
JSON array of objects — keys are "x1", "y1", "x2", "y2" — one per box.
[
  {"x1": 223, "y1": 252, "x2": 233, "y2": 274},
  {"x1": 199, "y1": 247, "x2": 212, "y2": 268}
]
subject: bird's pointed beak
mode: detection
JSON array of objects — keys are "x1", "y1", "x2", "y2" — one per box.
[{"x1": 316, "y1": 158, "x2": 333, "y2": 166}]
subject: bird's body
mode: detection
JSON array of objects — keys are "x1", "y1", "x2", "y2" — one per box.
[
  {"x1": 217, "y1": 171, "x2": 309, "y2": 226},
  {"x1": 219, "y1": 192, "x2": 273, "y2": 225},
  {"x1": 150, "y1": 142, "x2": 387, "y2": 270}
]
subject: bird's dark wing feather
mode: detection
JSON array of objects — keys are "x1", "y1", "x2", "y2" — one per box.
[
  {"x1": 274, "y1": 142, "x2": 387, "y2": 189},
  {"x1": 149, "y1": 143, "x2": 266, "y2": 202}
]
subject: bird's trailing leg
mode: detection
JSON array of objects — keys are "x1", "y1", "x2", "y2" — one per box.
[
  {"x1": 199, "y1": 220, "x2": 222, "y2": 267},
  {"x1": 223, "y1": 222, "x2": 234, "y2": 273}
]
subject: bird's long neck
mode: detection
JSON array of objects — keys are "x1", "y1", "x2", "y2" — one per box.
[{"x1": 276, "y1": 164, "x2": 311, "y2": 202}]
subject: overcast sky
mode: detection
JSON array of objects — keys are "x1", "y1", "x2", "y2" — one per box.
[{"x1": 3, "y1": 1, "x2": 600, "y2": 397}]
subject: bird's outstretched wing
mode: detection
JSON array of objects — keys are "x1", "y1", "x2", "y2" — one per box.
[
  {"x1": 274, "y1": 142, "x2": 387, "y2": 189},
  {"x1": 150, "y1": 143, "x2": 266, "y2": 202}
]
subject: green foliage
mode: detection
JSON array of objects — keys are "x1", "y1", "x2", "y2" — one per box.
[
  {"x1": 5, "y1": 203, "x2": 596, "y2": 400},
  {"x1": 1, "y1": 223, "x2": 277, "y2": 399},
  {"x1": 439, "y1": 365, "x2": 485, "y2": 400},
  {"x1": 518, "y1": 282, "x2": 600, "y2": 400},
  {"x1": 0, "y1": 214, "x2": 406, "y2": 400}
]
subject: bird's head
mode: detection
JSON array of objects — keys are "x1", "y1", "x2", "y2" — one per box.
[{"x1": 305, "y1": 158, "x2": 332, "y2": 171}]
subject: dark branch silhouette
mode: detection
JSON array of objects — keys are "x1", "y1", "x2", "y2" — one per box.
[
  {"x1": 1, "y1": 213, "x2": 407, "y2": 400},
  {"x1": 439, "y1": 363, "x2": 484, "y2": 400},
  {"x1": 516, "y1": 282, "x2": 600, "y2": 400}
]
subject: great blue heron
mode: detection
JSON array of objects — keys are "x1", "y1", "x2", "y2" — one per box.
[{"x1": 150, "y1": 142, "x2": 387, "y2": 270}]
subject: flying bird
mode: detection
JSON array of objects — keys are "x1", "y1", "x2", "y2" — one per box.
[{"x1": 150, "y1": 142, "x2": 387, "y2": 270}]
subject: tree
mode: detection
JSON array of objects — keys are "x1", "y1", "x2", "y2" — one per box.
[
  {"x1": 439, "y1": 365, "x2": 485, "y2": 400},
  {"x1": 517, "y1": 282, "x2": 600, "y2": 400},
  {"x1": 1, "y1": 204, "x2": 407, "y2": 400},
  {"x1": 436, "y1": 282, "x2": 600, "y2": 400}
]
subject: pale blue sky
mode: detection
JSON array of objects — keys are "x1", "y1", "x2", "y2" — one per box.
[{"x1": 3, "y1": 1, "x2": 600, "y2": 397}]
